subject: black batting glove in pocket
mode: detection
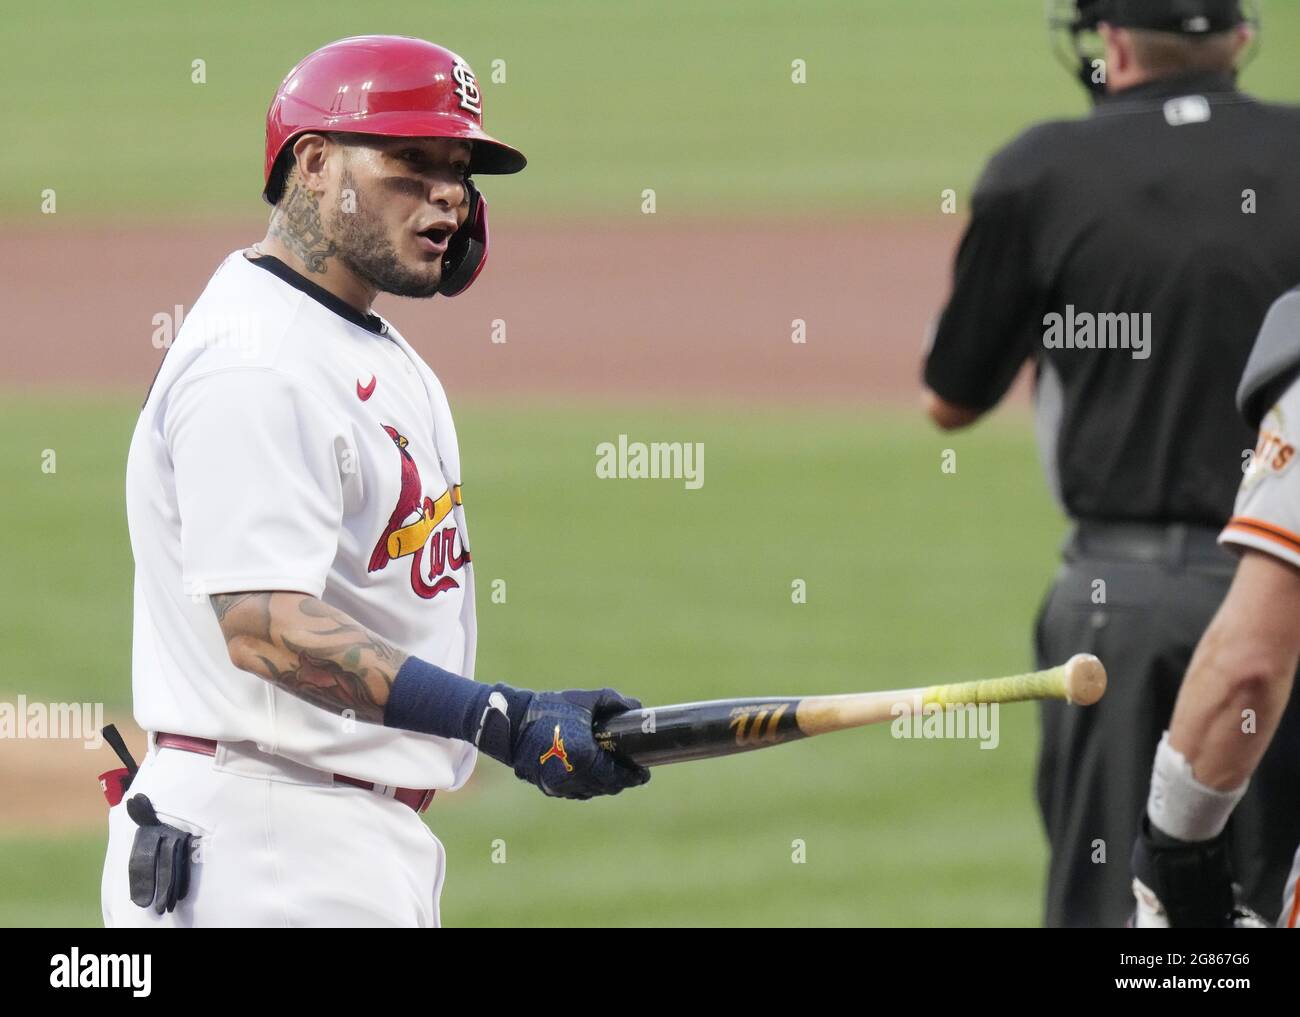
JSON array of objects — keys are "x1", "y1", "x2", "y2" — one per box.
[{"x1": 126, "y1": 793, "x2": 197, "y2": 915}]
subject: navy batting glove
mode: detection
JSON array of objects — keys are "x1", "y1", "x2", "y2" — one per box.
[
  {"x1": 485, "y1": 688, "x2": 651, "y2": 800},
  {"x1": 383, "y1": 660, "x2": 650, "y2": 801}
]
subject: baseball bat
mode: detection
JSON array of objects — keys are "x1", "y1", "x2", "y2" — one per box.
[{"x1": 594, "y1": 653, "x2": 1106, "y2": 767}]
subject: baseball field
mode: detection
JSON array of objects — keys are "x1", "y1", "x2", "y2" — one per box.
[{"x1": 4, "y1": 0, "x2": 1300, "y2": 928}]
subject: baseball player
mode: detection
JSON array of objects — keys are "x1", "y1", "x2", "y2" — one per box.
[
  {"x1": 1130, "y1": 288, "x2": 1300, "y2": 928},
  {"x1": 923, "y1": 0, "x2": 1300, "y2": 926},
  {"x1": 101, "y1": 35, "x2": 649, "y2": 928}
]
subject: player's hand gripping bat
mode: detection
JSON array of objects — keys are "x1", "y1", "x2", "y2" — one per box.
[{"x1": 594, "y1": 654, "x2": 1106, "y2": 767}]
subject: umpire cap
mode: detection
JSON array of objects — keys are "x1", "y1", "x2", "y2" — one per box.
[{"x1": 1077, "y1": 0, "x2": 1246, "y2": 33}]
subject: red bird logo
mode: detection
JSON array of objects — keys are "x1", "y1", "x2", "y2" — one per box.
[
  {"x1": 368, "y1": 424, "x2": 468, "y2": 599},
  {"x1": 357, "y1": 375, "x2": 377, "y2": 401}
]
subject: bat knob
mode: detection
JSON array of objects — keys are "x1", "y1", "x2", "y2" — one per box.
[{"x1": 1063, "y1": 653, "x2": 1106, "y2": 706}]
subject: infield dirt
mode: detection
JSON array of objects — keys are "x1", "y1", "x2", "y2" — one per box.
[{"x1": 4, "y1": 216, "x2": 977, "y2": 400}]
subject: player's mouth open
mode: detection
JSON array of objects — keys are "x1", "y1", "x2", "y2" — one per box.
[{"x1": 415, "y1": 225, "x2": 454, "y2": 254}]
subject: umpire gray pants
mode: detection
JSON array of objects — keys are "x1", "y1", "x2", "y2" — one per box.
[{"x1": 1034, "y1": 521, "x2": 1300, "y2": 928}]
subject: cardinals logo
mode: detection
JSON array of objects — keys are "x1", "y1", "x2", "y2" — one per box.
[
  {"x1": 451, "y1": 59, "x2": 482, "y2": 117},
  {"x1": 368, "y1": 424, "x2": 469, "y2": 599}
]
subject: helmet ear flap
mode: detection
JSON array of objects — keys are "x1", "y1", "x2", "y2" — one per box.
[{"x1": 438, "y1": 179, "x2": 489, "y2": 297}]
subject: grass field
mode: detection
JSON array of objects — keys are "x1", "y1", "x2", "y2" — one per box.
[
  {"x1": 6, "y1": 0, "x2": 1300, "y2": 220},
  {"x1": 0, "y1": 393, "x2": 1066, "y2": 926}
]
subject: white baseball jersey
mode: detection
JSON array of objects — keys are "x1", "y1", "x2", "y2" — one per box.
[
  {"x1": 1220, "y1": 382, "x2": 1300, "y2": 569},
  {"x1": 125, "y1": 249, "x2": 478, "y2": 789}
]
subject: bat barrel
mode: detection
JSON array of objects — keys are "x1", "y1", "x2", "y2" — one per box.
[{"x1": 595, "y1": 698, "x2": 806, "y2": 767}]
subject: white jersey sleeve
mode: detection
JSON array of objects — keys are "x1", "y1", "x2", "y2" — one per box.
[
  {"x1": 166, "y1": 366, "x2": 346, "y2": 598},
  {"x1": 1220, "y1": 374, "x2": 1300, "y2": 569}
]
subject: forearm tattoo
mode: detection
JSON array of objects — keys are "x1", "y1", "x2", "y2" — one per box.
[
  {"x1": 210, "y1": 592, "x2": 406, "y2": 722},
  {"x1": 266, "y1": 181, "x2": 338, "y2": 273}
]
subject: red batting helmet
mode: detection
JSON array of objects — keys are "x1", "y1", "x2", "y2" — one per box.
[{"x1": 262, "y1": 35, "x2": 526, "y2": 296}]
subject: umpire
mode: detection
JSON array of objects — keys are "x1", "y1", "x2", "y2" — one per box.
[{"x1": 922, "y1": 0, "x2": 1300, "y2": 927}]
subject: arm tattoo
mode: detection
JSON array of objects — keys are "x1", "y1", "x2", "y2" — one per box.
[
  {"x1": 211, "y1": 592, "x2": 255, "y2": 622},
  {"x1": 209, "y1": 592, "x2": 407, "y2": 723},
  {"x1": 266, "y1": 181, "x2": 338, "y2": 274}
]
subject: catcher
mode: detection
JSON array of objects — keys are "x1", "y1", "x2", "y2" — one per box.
[{"x1": 1131, "y1": 288, "x2": 1300, "y2": 928}]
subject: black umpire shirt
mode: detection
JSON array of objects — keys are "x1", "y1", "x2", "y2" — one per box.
[{"x1": 924, "y1": 71, "x2": 1300, "y2": 526}]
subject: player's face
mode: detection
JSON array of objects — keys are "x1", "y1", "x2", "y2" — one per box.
[{"x1": 326, "y1": 136, "x2": 473, "y2": 299}]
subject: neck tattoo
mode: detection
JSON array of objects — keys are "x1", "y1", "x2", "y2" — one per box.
[{"x1": 266, "y1": 183, "x2": 338, "y2": 274}]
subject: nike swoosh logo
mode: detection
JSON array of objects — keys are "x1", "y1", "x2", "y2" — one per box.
[{"x1": 357, "y1": 375, "x2": 376, "y2": 401}]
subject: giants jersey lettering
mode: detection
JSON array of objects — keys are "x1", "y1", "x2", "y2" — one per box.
[
  {"x1": 1221, "y1": 379, "x2": 1300, "y2": 570},
  {"x1": 125, "y1": 251, "x2": 478, "y2": 789}
]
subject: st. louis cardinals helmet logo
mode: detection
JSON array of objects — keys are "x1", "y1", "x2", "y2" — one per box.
[
  {"x1": 368, "y1": 424, "x2": 469, "y2": 599},
  {"x1": 451, "y1": 59, "x2": 482, "y2": 117}
]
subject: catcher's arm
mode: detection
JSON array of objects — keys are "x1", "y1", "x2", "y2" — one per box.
[
  {"x1": 1164, "y1": 550, "x2": 1300, "y2": 787},
  {"x1": 1130, "y1": 551, "x2": 1300, "y2": 928}
]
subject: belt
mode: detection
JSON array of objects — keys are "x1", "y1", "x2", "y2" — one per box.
[
  {"x1": 154, "y1": 733, "x2": 436, "y2": 814},
  {"x1": 1067, "y1": 520, "x2": 1233, "y2": 570}
]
